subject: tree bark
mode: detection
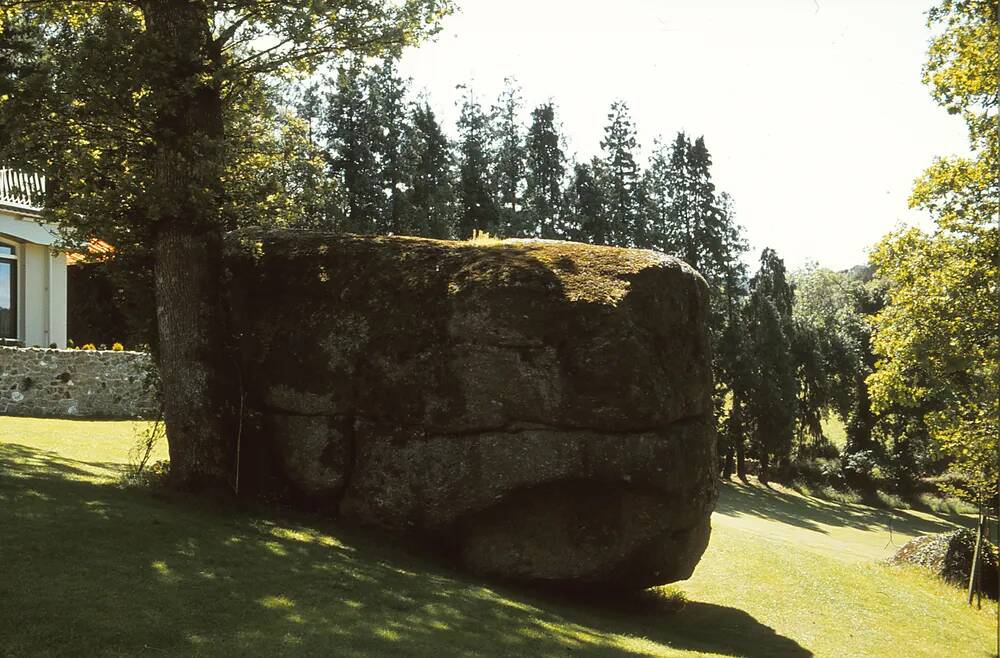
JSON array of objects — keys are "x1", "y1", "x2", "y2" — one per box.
[
  {"x1": 141, "y1": 0, "x2": 236, "y2": 490},
  {"x1": 722, "y1": 443, "x2": 735, "y2": 479},
  {"x1": 736, "y1": 437, "x2": 748, "y2": 484}
]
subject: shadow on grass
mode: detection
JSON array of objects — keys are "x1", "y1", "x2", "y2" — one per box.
[
  {"x1": 0, "y1": 442, "x2": 811, "y2": 657},
  {"x1": 716, "y1": 479, "x2": 967, "y2": 537}
]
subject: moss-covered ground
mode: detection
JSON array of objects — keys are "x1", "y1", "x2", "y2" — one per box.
[{"x1": 1, "y1": 417, "x2": 995, "y2": 657}]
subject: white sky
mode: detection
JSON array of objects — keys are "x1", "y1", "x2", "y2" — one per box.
[{"x1": 398, "y1": 0, "x2": 971, "y2": 271}]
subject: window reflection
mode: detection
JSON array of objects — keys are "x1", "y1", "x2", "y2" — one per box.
[{"x1": 0, "y1": 243, "x2": 16, "y2": 340}]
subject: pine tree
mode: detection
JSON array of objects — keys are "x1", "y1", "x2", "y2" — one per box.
[
  {"x1": 643, "y1": 138, "x2": 673, "y2": 253},
  {"x1": 491, "y1": 78, "x2": 528, "y2": 237},
  {"x1": 455, "y1": 86, "x2": 499, "y2": 238},
  {"x1": 598, "y1": 101, "x2": 641, "y2": 247},
  {"x1": 326, "y1": 62, "x2": 381, "y2": 234},
  {"x1": 367, "y1": 58, "x2": 411, "y2": 235},
  {"x1": 401, "y1": 101, "x2": 458, "y2": 238},
  {"x1": 564, "y1": 159, "x2": 607, "y2": 244},
  {"x1": 687, "y1": 136, "x2": 726, "y2": 278},
  {"x1": 525, "y1": 102, "x2": 566, "y2": 238},
  {"x1": 663, "y1": 132, "x2": 693, "y2": 259},
  {"x1": 713, "y1": 192, "x2": 751, "y2": 479},
  {"x1": 654, "y1": 132, "x2": 728, "y2": 279},
  {"x1": 743, "y1": 248, "x2": 798, "y2": 483}
]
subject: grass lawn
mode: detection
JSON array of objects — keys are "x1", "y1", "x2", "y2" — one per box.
[{"x1": 1, "y1": 418, "x2": 996, "y2": 657}]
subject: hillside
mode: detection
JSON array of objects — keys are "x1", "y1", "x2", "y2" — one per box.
[{"x1": 0, "y1": 418, "x2": 995, "y2": 657}]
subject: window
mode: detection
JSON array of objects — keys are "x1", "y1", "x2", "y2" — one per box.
[{"x1": 0, "y1": 241, "x2": 16, "y2": 340}]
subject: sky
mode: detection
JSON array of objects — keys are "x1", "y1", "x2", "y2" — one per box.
[{"x1": 398, "y1": 0, "x2": 971, "y2": 271}]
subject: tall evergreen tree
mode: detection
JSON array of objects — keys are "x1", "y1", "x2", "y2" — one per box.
[
  {"x1": 326, "y1": 61, "x2": 381, "y2": 233},
  {"x1": 368, "y1": 58, "x2": 411, "y2": 235},
  {"x1": 652, "y1": 132, "x2": 728, "y2": 279},
  {"x1": 455, "y1": 86, "x2": 499, "y2": 238},
  {"x1": 525, "y1": 102, "x2": 566, "y2": 238},
  {"x1": 713, "y1": 193, "x2": 751, "y2": 479},
  {"x1": 401, "y1": 101, "x2": 457, "y2": 238},
  {"x1": 643, "y1": 138, "x2": 673, "y2": 253},
  {"x1": 491, "y1": 78, "x2": 528, "y2": 236},
  {"x1": 564, "y1": 159, "x2": 607, "y2": 244},
  {"x1": 687, "y1": 136, "x2": 726, "y2": 276},
  {"x1": 743, "y1": 248, "x2": 798, "y2": 483},
  {"x1": 598, "y1": 101, "x2": 641, "y2": 246}
]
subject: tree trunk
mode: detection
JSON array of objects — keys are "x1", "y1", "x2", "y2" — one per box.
[
  {"x1": 141, "y1": 0, "x2": 236, "y2": 490},
  {"x1": 736, "y1": 438, "x2": 748, "y2": 484},
  {"x1": 759, "y1": 452, "x2": 770, "y2": 486},
  {"x1": 723, "y1": 443, "x2": 735, "y2": 479}
]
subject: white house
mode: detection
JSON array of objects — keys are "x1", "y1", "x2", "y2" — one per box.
[{"x1": 0, "y1": 169, "x2": 67, "y2": 348}]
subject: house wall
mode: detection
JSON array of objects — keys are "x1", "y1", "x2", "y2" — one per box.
[
  {"x1": 0, "y1": 209, "x2": 68, "y2": 348},
  {"x1": 0, "y1": 346, "x2": 159, "y2": 419}
]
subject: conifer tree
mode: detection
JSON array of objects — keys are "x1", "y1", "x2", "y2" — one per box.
[
  {"x1": 654, "y1": 132, "x2": 728, "y2": 280},
  {"x1": 643, "y1": 138, "x2": 674, "y2": 253},
  {"x1": 564, "y1": 159, "x2": 608, "y2": 244},
  {"x1": 368, "y1": 59, "x2": 411, "y2": 235},
  {"x1": 525, "y1": 102, "x2": 566, "y2": 238},
  {"x1": 455, "y1": 86, "x2": 499, "y2": 238},
  {"x1": 743, "y1": 248, "x2": 798, "y2": 483},
  {"x1": 491, "y1": 78, "x2": 528, "y2": 236},
  {"x1": 402, "y1": 101, "x2": 458, "y2": 238},
  {"x1": 598, "y1": 101, "x2": 641, "y2": 246},
  {"x1": 326, "y1": 62, "x2": 381, "y2": 233}
]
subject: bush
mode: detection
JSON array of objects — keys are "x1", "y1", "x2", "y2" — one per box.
[
  {"x1": 118, "y1": 421, "x2": 168, "y2": 489},
  {"x1": 111, "y1": 342, "x2": 124, "y2": 351},
  {"x1": 890, "y1": 529, "x2": 999, "y2": 599},
  {"x1": 81, "y1": 343, "x2": 96, "y2": 350}
]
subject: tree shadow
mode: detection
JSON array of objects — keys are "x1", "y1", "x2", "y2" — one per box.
[
  {"x1": 0, "y1": 441, "x2": 123, "y2": 479},
  {"x1": 716, "y1": 479, "x2": 967, "y2": 537},
  {"x1": 0, "y1": 442, "x2": 811, "y2": 657}
]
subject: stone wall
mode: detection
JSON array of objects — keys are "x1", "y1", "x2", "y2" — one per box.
[{"x1": 0, "y1": 346, "x2": 160, "y2": 419}]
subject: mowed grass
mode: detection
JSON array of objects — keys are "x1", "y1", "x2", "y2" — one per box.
[{"x1": 1, "y1": 418, "x2": 996, "y2": 657}]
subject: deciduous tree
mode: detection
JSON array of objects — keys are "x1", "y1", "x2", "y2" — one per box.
[
  {"x1": 0, "y1": 0, "x2": 450, "y2": 490},
  {"x1": 867, "y1": 0, "x2": 998, "y2": 503}
]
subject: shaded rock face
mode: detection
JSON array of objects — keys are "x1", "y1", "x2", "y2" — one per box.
[{"x1": 225, "y1": 230, "x2": 718, "y2": 590}]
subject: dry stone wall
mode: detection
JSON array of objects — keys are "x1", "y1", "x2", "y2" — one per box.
[{"x1": 0, "y1": 347, "x2": 160, "y2": 419}]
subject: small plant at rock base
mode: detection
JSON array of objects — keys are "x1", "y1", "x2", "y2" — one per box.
[
  {"x1": 119, "y1": 420, "x2": 168, "y2": 489},
  {"x1": 81, "y1": 343, "x2": 96, "y2": 350},
  {"x1": 111, "y1": 342, "x2": 124, "y2": 351}
]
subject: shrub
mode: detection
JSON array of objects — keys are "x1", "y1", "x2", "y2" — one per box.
[
  {"x1": 119, "y1": 421, "x2": 168, "y2": 489},
  {"x1": 111, "y1": 342, "x2": 124, "y2": 351},
  {"x1": 81, "y1": 343, "x2": 96, "y2": 350}
]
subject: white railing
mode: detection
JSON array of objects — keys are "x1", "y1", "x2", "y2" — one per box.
[{"x1": 0, "y1": 168, "x2": 44, "y2": 210}]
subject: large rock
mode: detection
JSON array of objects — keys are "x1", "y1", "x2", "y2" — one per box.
[
  {"x1": 225, "y1": 230, "x2": 718, "y2": 590},
  {"x1": 890, "y1": 529, "x2": 998, "y2": 599}
]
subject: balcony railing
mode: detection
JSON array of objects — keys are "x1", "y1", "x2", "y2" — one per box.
[{"x1": 0, "y1": 168, "x2": 45, "y2": 210}]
